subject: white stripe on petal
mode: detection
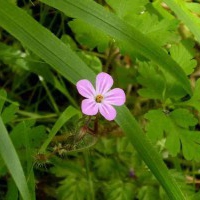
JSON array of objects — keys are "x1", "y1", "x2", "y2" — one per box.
[
  {"x1": 104, "y1": 88, "x2": 125, "y2": 106},
  {"x1": 96, "y1": 72, "x2": 113, "y2": 95},
  {"x1": 76, "y1": 79, "x2": 95, "y2": 98},
  {"x1": 99, "y1": 103, "x2": 116, "y2": 121},
  {"x1": 81, "y1": 99, "x2": 98, "y2": 116}
]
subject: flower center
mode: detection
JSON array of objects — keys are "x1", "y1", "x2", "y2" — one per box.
[{"x1": 95, "y1": 94, "x2": 104, "y2": 103}]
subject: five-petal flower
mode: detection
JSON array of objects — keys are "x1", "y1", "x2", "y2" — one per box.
[{"x1": 76, "y1": 72, "x2": 126, "y2": 121}]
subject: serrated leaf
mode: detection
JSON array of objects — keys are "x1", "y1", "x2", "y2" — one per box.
[
  {"x1": 0, "y1": 42, "x2": 28, "y2": 73},
  {"x1": 137, "y1": 62, "x2": 186, "y2": 100},
  {"x1": 2, "y1": 104, "x2": 19, "y2": 124},
  {"x1": 94, "y1": 157, "x2": 115, "y2": 179},
  {"x1": 77, "y1": 51, "x2": 102, "y2": 73},
  {"x1": 170, "y1": 40, "x2": 196, "y2": 75},
  {"x1": 137, "y1": 62, "x2": 166, "y2": 100},
  {"x1": 105, "y1": 180, "x2": 135, "y2": 200},
  {"x1": 68, "y1": 19, "x2": 110, "y2": 52},
  {"x1": 56, "y1": 175, "x2": 89, "y2": 200},
  {"x1": 145, "y1": 109, "x2": 199, "y2": 159},
  {"x1": 145, "y1": 110, "x2": 166, "y2": 142},
  {"x1": 170, "y1": 108, "x2": 198, "y2": 128},
  {"x1": 105, "y1": 0, "x2": 148, "y2": 17},
  {"x1": 164, "y1": 0, "x2": 200, "y2": 43},
  {"x1": 126, "y1": 13, "x2": 179, "y2": 47},
  {"x1": 165, "y1": 129, "x2": 180, "y2": 156},
  {"x1": 138, "y1": 186, "x2": 160, "y2": 200},
  {"x1": 183, "y1": 78, "x2": 200, "y2": 112},
  {"x1": 180, "y1": 130, "x2": 200, "y2": 161}
]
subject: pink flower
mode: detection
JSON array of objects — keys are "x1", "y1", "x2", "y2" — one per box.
[{"x1": 76, "y1": 72, "x2": 126, "y2": 121}]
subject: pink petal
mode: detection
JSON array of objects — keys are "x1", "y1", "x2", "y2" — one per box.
[
  {"x1": 104, "y1": 88, "x2": 126, "y2": 106},
  {"x1": 96, "y1": 72, "x2": 113, "y2": 95},
  {"x1": 76, "y1": 80, "x2": 95, "y2": 98},
  {"x1": 99, "y1": 103, "x2": 116, "y2": 121},
  {"x1": 81, "y1": 99, "x2": 98, "y2": 116}
]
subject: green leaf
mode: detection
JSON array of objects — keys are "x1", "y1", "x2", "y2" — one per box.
[
  {"x1": 125, "y1": 12, "x2": 180, "y2": 47},
  {"x1": 56, "y1": 175, "x2": 89, "y2": 200},
  {"x1": 77, "y1": 51, "x2": 102, "y2": 74},
  {"x1": 0, "y1": 117, "x2": 31, "y2": 200},
  {"x1": 183, "y1": 78, "x2": 200, "y2": 112},
  {"x1": 39, "y1": 106, "x2": 80, "y2": 153},
  {"x1": 105, "y1": 0, "x2": 148, "y2": 17},
  {"x1": 138, "y1": 186, "x2": 160, "y2": 200},
  {"x1": 137, "y1": 62, "x2": 166, "y2": 100},
  {"x1": 94, "y1": 157, "x2": 115, "y2": 179},
  {"x1": 68, "y1": 19, "x2": 110, "y2": 52},
  {"x1": 105, "y1": 180, "x2": 135, "y2": 200},
  {"x1": 145, "y1": 109, "x2": 199, "y2": 159},
  {"x1": 51, "y1": 161, "x2": 89, "y2": 200},
  {"x1": 170, "y1": 40, "x2": 196, "y2": 75},
  {"x1": 116, "y1": 106, "x2": 186, "y2": 199},
  {"x1": 2, "y1": 104, "x2": 19, "y2": 124},
  {"x1": 0, "y1": 42, "x2": 28, "y2": 73},
  {"x1": 186, "y1": 2, "x2": 200, "y2": 15},
  {"x1": 0, "y1": 1, "x2": 96, "y2": 85},
  {"x1": 40, "y1": 0, "x2": 192, "y2": 95},
  {"x1": 61, "y1": 34, "x2": 78, "y2": 50},
  {"x1": 164, "y1": 0, "x2": 200, "y2": 43},
  {"x1": 137, "y1": 62, "x2": 186, "y2": 100},
  {"x1": 180, "y1": 130, "x2": 200, "y2": 161}
]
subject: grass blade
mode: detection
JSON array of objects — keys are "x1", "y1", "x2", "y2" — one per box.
[
  {"x1": 0, "y1": 117, "x2": 31, "y2": 200},
  {"x1": 40, "y1": 0, "x2": 192, "y2": 95},
  {"x1": 164, "y1": 0, "x2": 200, "y2": 44},
  {"x1": 39, "y1": 106, "x2": 80, "y2": 153}
]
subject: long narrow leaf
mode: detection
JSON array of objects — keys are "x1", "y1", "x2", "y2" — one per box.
[
  {"x1": 0, "y1": 0, "x2": 96, "y2": 85},
  {"x1": 0, "y1": 1, "x2": 186, "y2": 199},
  {"x1": 39, "y1": 106, "x2": 80, "y2": 152},
  {"x1": 0, "y1": 117, "x2": 31, "y2": 200},
  {"x1": 40, "y1": 0, "x2": 191, "y2": 96},
  {"x1": 164, "y1": 0, "x2": 200, "y2": 44}
]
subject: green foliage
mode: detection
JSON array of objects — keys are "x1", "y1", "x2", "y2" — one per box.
[
  {"x1": 105, "y1": 0, "x2": 148, "y2": 17},
  {"x1": 1, "y1": 0, "x2": 200, "y2": 199},
  {"x1": 164, "y1": 0, "x2": 200, "y2": 43},
  {"x1": 137, "y1": 61, "x2": 186, "y2": 100},
  {"x1": 0, "y1": 42, "x2": 28, "y2": 73},
  {"x1": 69, "y1": 19, "x2": 110, "y2": 52},
  {"x1": 125, "y1": 13, "x2": 179, "y2": 47},
  {"x1": 138, "y1": 186, "x2": 161, "y2": 200},
  {"x1": 0, "y1": 104, "x2": 31, "y2": 200},
  {"x1": 182, "y1": 79, "x2": 200, "y2": 112},
  {"x1": 170, "y1": 40, "x2": 197, "y2": 75},
  {"x1": 105, "y1": 180, "x2": 135, "y2": 200},
  {"x1": 145, "y1": 109, "x2": 200, "y2": 160}
]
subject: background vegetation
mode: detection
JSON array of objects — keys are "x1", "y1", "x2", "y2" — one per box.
[{"x1": 1, "y1": 0, "x2": 200, "y2": 199}]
